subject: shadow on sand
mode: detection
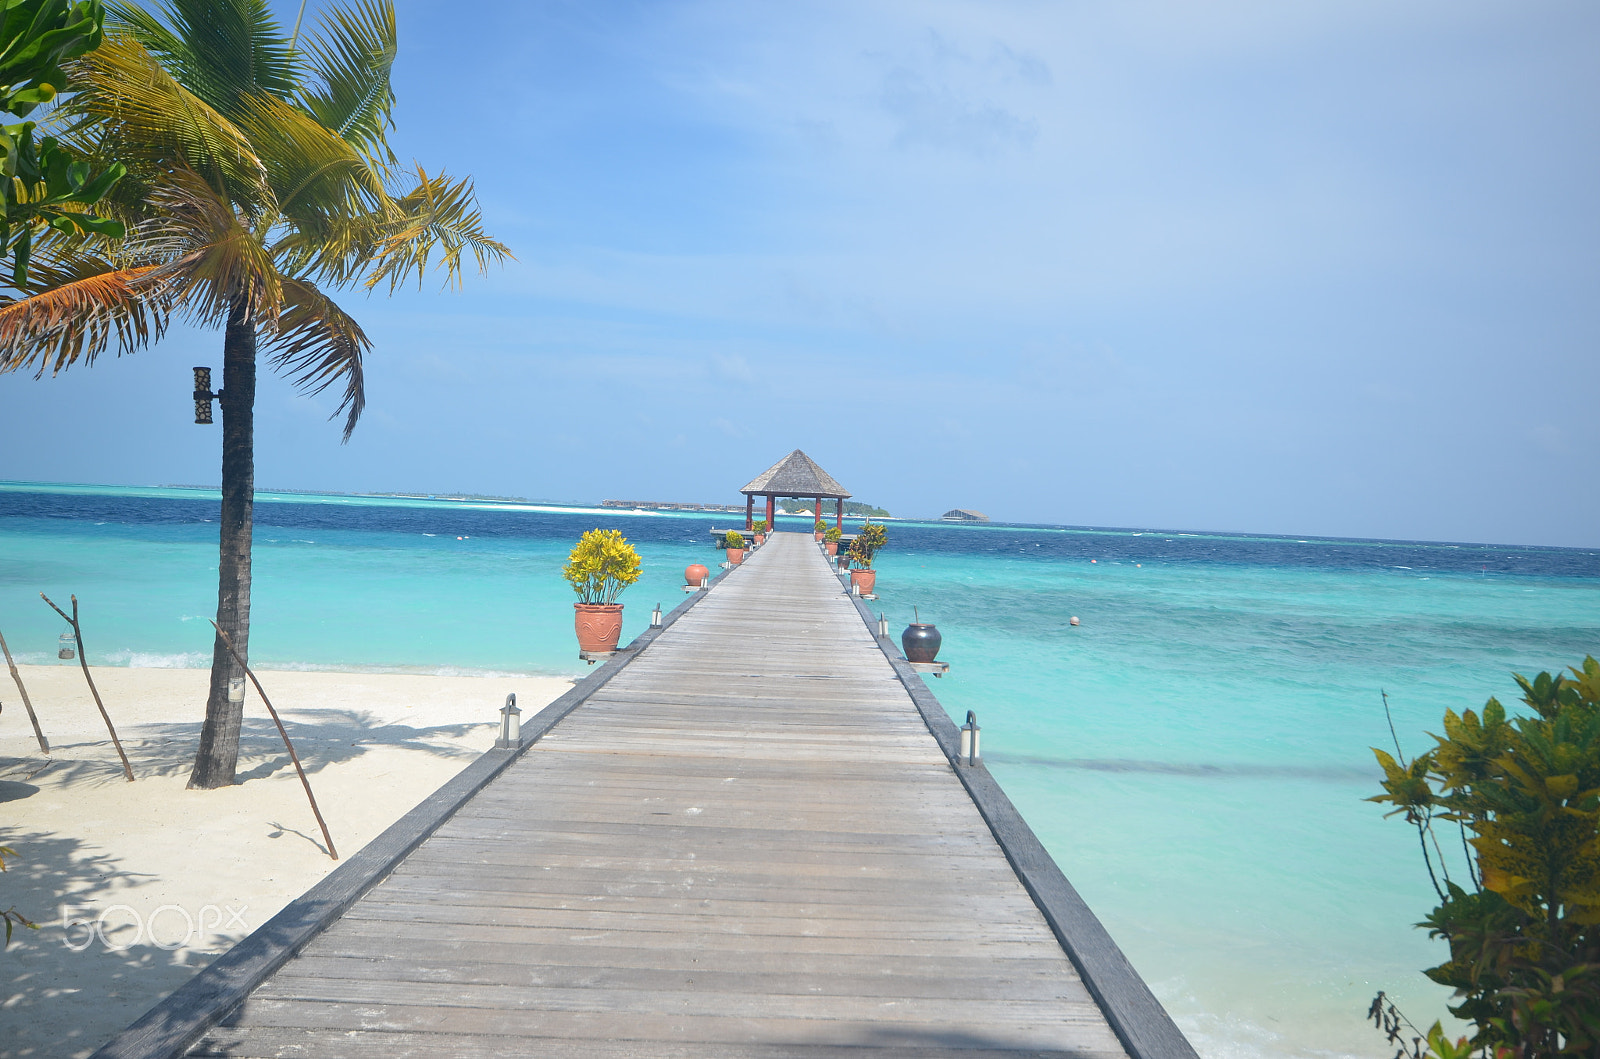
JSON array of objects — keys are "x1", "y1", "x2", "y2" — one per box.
[{"x1": 0, "y1": 711, "x2": 491, "y2": 1058}]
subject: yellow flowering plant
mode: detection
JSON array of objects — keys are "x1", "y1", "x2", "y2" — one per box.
[{"x1": 563, "y1": 529, "x2": 642, "y2": 604}]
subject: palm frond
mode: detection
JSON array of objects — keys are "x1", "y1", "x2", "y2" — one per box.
[
  {"x1": 261, "y1": 276, "x2": 369, "y2": 440},
  {"x1": 363, "y1": 164, "x2": 512, "y2": 291},
  {"x1": 136, "y1": 165, "x2": 281, "y2": 328},
  {"x1": 298, "y1": 0, "x2": 397, "y2": 165},
  {"x1": 0, "y1": 260, "x2": 168, "y2": 376},
  {"x1": 107, "y1": 0, "x2": 298, "y2": 118},
  {"x1": 64, "y1": 32, "x2": 272, "y2": 212},
  {"x1": 235, "y1": 91, "x2": 384, "y2": 225}
]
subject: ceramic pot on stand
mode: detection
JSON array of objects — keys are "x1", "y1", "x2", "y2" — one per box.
[
  {"x1": 574, "y1": 603, "x2": 624, "y2": 653},
  {"x1": 901, "y1": 622, "x2": 941, "y2": 663}
]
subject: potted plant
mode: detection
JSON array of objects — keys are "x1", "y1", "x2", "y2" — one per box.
[
  {"x1": 752, "y1": 519, "x2": 769, "y2": 545},
  {"x1": 564, "y1": 528, "x2": 642, "y2": 654},
  {"x1": 847, "y1": 521, "x2": 887, "y2": 595},
  {"x1": 813, "y1": 518, "x2": 826, "y2": 542},
  {"x1": 720, "y1": 529, "x2": 747, "y2": 565},
  {"x1": 823, "y1": 524, "x2": 842, "y2": 555}
]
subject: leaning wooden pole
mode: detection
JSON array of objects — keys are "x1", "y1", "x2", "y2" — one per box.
[
  {"x1": 40, "y1": 594, "x2": 132, "y2": 781},
  {"x1": 0, "y1": 628, "x2": 49, "y2": 754},
  {"x1": 208, "y1": 621, "x2": 338, "y2": 861}
]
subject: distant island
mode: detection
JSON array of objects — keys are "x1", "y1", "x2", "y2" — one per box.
[
  {"x1": 600, "y1": 499, "x2": 746, "y2": 512},
  {"x1": 779, "y1": 499, "x2": 891, "y2": 517},
  {"x1": 941, "y1": 509, "x2": 989, "y2": 522}
]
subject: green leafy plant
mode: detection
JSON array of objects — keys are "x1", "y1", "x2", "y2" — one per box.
[
  {"x1": 824, "y1": 525, "x2": 841, "y2": 543},
  {"x1": 847, "y1": 521, "x2": 887, "y2": 569},
  {"x1": 0, "y1": 0, "x2": 126, "y2": 284},
  {"x1": 813, "y1": 518, "x2": 825, "y2": 533},
  {"x1": 719, "y1": 530, "x2": 744, "y2": 550},
  {"x1": 752, "y1": 519, "x2": 768, "y2": 535},
  {"x1": 1369, "y1": 658, "x2": 1600, "y2": 1057},
  {"x1": 562, "y1": 528, "x2": 641, "y2": 605}
]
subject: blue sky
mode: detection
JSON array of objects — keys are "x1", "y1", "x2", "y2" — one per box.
[{"x1": 2, "y1": 1, "x2": 1597, "y2": 545}]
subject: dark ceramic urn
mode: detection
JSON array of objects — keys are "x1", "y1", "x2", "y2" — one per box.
[{"x1": 901, "y1": 623, "x2": 942, "y2": 663}]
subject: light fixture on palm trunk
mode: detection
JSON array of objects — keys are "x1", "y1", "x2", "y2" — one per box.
[{"x1": 192, "y1": 367, "x2": 218, "y2": 424}]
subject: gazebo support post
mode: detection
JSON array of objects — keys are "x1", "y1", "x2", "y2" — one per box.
[
  {"x1": 835, "y1": 498, "x2": 843, "y2": 530},
  {"x1": 766, "y1": 495, "x2": 775, "y2": 532},
  {"x1": 745, "y1": 495, "x2": 754, "y2": 532}
]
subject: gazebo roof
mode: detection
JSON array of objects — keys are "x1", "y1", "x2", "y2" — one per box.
[{"x1": 740, "y1": 450, "x2": 851, "y2": 499}]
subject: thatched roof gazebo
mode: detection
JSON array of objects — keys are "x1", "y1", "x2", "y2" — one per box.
[{"x1": 740, "y1": 450, "x2": 851, "y2": 531}]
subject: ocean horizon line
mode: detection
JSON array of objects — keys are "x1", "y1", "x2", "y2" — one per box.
[{"x1": 3, "y1": 476, "x2": 1595, "y2": 555}]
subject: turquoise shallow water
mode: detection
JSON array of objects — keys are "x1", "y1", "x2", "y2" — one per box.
[{"x1": 3, "y1": 482, "x2": 1597, "y2": 1058}]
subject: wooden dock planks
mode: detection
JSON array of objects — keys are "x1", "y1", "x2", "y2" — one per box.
[{"x1": 189, "y1": 533, "x2": 1130, "y2": 1058}]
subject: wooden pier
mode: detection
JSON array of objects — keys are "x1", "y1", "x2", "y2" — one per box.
[{"x1": 97, "y1": 532, "x2": 1196, "y2": 1059}]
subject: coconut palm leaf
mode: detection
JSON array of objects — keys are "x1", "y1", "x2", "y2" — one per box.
[
  {"x1": 297, "y1": 0, "x2": 396, "y2": 165},
  {"x1": 137, "y1": 164, "x2": 281, "y2": 327},
  {"x1": 234, "y1": 90, "x2": 383, "y2": 226},
  {"x1": 364, "y1": 164, "x2": 511, "y2": 291},
  {"x1": 262, "y1": 276, "x2": 368, "y2": 439},
  {"x1": 0, "y1": 258, "x2": 167, "y2": 375},
  {"x1": 106, "y1": 0, "x2": 296, "y2": 117},
  {"x1": 66, "y1": 32, "x2": 271, "y2": 210}
]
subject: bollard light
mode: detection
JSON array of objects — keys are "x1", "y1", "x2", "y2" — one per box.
[
  {"x1": 57, "y1": 631, "x2": 75, "y2": 660},
  {"x1": 959, "y1": 710, "x2": 981, "y2": 766},
  {"x1": 877, "y1": 612, "x2": 887, "y2": 638},
  {"x1": 193, "y1": 367, "x2": 218, "y2": 424},
  {"x1": 497, "y1": 693, "x2": 521, "y2": 748},
  {"x1": 651, "y1": 603, "x2": 663, "y2": 627}
]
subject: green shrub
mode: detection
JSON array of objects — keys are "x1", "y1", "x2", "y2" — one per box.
[
  {"x1": 824, "y1": 525, "x2": 842, "y2": 542},
  {"x1": 720, "y1": 530, "x2": 745, "y2": 550},
  {"x1": 847, "y1": 521, "x2": 887, "y2": 568},
  {"x1": 1370, "y1": 657, "x2": 1600, "y2": 1057},
  {"x1": 752, "y1": 519, "x2": 769, "y2": 534}
]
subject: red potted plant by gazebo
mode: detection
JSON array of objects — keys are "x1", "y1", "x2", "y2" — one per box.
[
  {"x1": 752, "y1": 519, "x2": 768, "y2": 546},
  {"x1": 564, "y1": 528, "x2": 642, "y2": 654},
  {"x1": 824, "y1": 524, "x2": 842, "y2": 555},
  {"x1": 813, "y1": 518, "x2": 826, "y2": 542},
  {"x1": 720, "y1": 529, "x2": 747, "y2": 565}
]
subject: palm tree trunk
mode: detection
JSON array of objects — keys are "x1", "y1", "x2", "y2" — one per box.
[{"x1": 188, "y1": 300, "x2": 256, "y2": 790}]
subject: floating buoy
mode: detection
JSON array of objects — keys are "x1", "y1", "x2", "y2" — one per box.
[
  {"x1": 1090, "y1": 559, "x2": 1097, "y2": 564},
  {"x1": 1069, "y1": 616, "x2": 1080, "y2": 627}
]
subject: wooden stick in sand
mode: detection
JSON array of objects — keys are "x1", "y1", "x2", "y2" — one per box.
[
  {"x1": 0, "y1": 627, "x2": 49, "y2": 754},
  {"x1": 40, "y1": 594, "x2": 133, "y2": 781},
  {"x1": 207, "y1": 620, "x2": 338, "y2": 861}
]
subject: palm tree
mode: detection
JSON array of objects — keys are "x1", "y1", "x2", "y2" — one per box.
[{"x1": 0, "y1": 0, "x2": 509, "y2": 788}]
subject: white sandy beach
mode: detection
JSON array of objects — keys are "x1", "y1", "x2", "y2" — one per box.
[{"x1": 0, "y1": 664, "x2": 571, "y2": 1059}]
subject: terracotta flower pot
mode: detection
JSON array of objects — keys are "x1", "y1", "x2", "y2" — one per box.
[
  {"x1": 849, "y1": 568, "x2": 877, "y2": 595},
  {"x1": 754, "y1": 534, "x2": 766, "y2": 545},
  {"x1": 726, "y1": 548, "x2": 746, "y2": 565},
  {"x1": 684, "y1": 563, "x2": 709, "y2": 587},
  {"x1": 813, "y1": 531, "x2": 824, "y2": 541},
  {"x1": 824, "y1": 541, "x2": 838, "y2": 555},
  {"x1": 574, "y1": 603, "x2": 624, "y2": 653}
]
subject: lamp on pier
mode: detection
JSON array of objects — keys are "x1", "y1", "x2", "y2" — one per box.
[
  {"x1": 877, "y1": 613, "x2": 888, "y2": 638},
  {"x1": 192, "y1": 367, "x2": 219, "y2": 425},
  {"x1": 496, "y1": 693, "x2": 521, "y2": 749},
  {"x1": 959, "y1": 711, "x2": 981, "y2": 767},
  {"x1": 651, "y1": 603, "x2": 663, "y2": 628}
]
